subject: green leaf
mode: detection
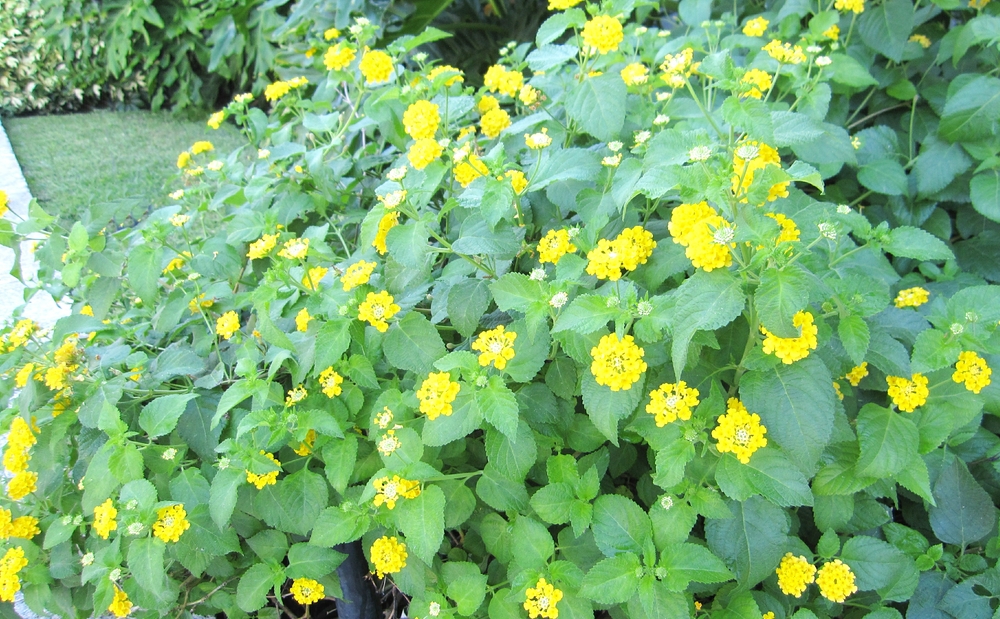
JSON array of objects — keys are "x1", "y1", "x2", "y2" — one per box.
[
  {"x1": 253, "y1": 469, "x2": 328, "y2": 536},
  {"x1": 138, "y1": 393, "x2": 197, "y2": 439},
  {"x1": 565, "y1": 72, "x2": 626, "y2": 142},
  {"x1": 770, "y1": 111, "x2": 824, "y2": 146},
  {"x1": 653, "y1": 440, "x2": 695, "y2": 490},
  {"x1": 322, "y1": 434, "x2": 358, "y2": 494},
  {"x1": 970, "y1": 169, "x2": 1000, "y2": 223},
  {"x1": 857, "y1": 0, "x2": 914, "y2": 62},
  {"x1": 491, "y1": 273, "x2": 544, "y2": 313},
  {"x1": 714, "y1": 592, "x2": 761, "y2": 619},
  {"x1": 313, "y1": 320, "x2": 351, "y2": 374},
  {"x1": 504, "y1": 319, "x2": 550, "y2": 383},
  {"x1": 285, "y1": 543, "x2": 345, "y2": 579},
  {"x1": 395, "y1": 485, "x2": 446, "y2": 565},
  {"x1": 755, "y1": 266, "x2": 811, "y2": 337},
  {"x1": 716, "y1": 448, "x2": 814, "y2": 507},
  {"x1": 553, "y1": 294, "x2": 621, "y2": 334},
  {"x1": 581, "y1": 369, "x2": 644, "y2": 445},
  {"x1": 127, "y1": 244, "x2": 163, "y2": 306},
  {"x1": 128, "y1": 538, "x2": 165, "y2": 597},
  {"x1": 659, "y1": 543, "x2": 733, "y2": 591},
  {"x1": 530, "y1": 483, "x2": 576, "y2": 524},
  {"x1": 841, "y1": 536, "x2": 919, "y2": 602},
  {"x1": 858, "y1": 160, "x2": 908, "y2": 196},
  {"x1": 828, "y1": 53, "x2": 878, "y2": 88},
  {"x1": 740, "y1": 357, "x2": 834, "y2": 474},
  {"x1": 423, "y1": 389, "x2": 482, "y2": 446},
  {"x1": 486, "y1": 421, "x2": 536, "y2": 481},
  {"x1": 447, "y1": 279, "x2": 491, "y2": 338},
  {"x1": 209, "y1": 467, "x2": 244, "y2": 530},
  {"x1": 383, "y1": 312, "x2": 447, "y2": 374},
  {"x1": 478, "y1": 376, "x2": 519, "y2": 439},
  {"x1": 914, "y1": 138, "x2": 972, "y2": 196},
  {"x1": 591, "y1": 495, "x2": 652, "y2": 558},
  {"x1": 722, "y1": 96, "x2": 774, "y2": 144},
  {"x1": 839, "y1": 315, "x2": 871, "y2": 366},
  {"x1": 911, "y1": 329, "x2": 961, "y2": 374},
  {"x1": 476, "y1": 466, "x2": 529, "y2": 511},
  {"x1": 579, "y1": 553, "x2": 642, "y2": 604},
  {"x1": 386, "y1": 221, "x2": 430, "y2": 265},
  {"x1": 883, "y1": 226, "x2": 954, "y2": 261},
  {"x1": 527, "y1": 44, "x2": 579, "y2": 72},
  {"x1": 310, "y1": 507, "x2": 368, "y2": 547},
  {"x1": 536, "y1": 8, "x2": 586, "y2": 46},
  {"x1": 442, "y1": 562, "x2": 489, "y2": 615},
  {"x1": 670, "y1": 269, "x2": 745, "y2": 376},
  {"x1": 212, "y1": 379, "x2": 256, "y2": 429},
  {"x1": 929, "y1": 455, "x2": 996, "y2": 546},
  {"x1": 236, "y1": 563, "x2": 280, "y2": 613},
  {"x1": 511, "y1": 516, "x2": 555, "y2": 572},
  {"x1": 855, "y1": 404, "x2": 919, "y2": 478},
  {"x1": 705, "y1": 497, "x2": 789, "y2": 589},
  {"x1": 940, "y1": 76, "x2": 1000, "y2": 143}
]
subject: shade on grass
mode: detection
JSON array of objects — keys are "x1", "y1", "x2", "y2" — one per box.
[{"x1": 5, "y1": 110, "x2": 246, "y2": 223}]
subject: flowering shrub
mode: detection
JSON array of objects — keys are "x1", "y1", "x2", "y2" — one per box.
[{"x1": 3, "y1": 0, "x2": 1000, "y2": 618}]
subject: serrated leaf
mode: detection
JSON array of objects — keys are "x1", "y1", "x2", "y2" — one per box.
[
  {"x1": 670, "y1": 269, "x2": 746, "y2": 376},
  {"x1": 855, "y1": 403, "x2": 919, "y2": 478},
  {"x1": 553, "y1": 295, "x2": 620, "y2": 334},
  {"x1": 883, "y1": 226, "x2": 954, "y2": 261},
  {"x1": 139, "y1": 393, "x2": 197, "y2": 439},
  {"x1": 396, "y1": 484, "x2": 446, "y2": 565},
  {"x1": 705, "y1": 497, "x2": 788, "y2": 589},
  {"x1": 591, "y1": 494, "x2": 652, "y2": 558},
  {"x1": 565, "y1": 73, "x2": 626, "y2": 142},
  {"x1": 717, "y1": 448, "x2": 814, "y2": 507},
  {"x1": 383, "y1": 312, "x2": 447, "y2": 374},
  {"x1": 756, "y1": 266, "x2": 811, "y2": 337},
  {"x1": 839, "y1": 315, "x2": 870, "y2": 366},
  {"x1": 929, "y1": 455, "x2": 996, "y2": 546},
  {"x1": 530, "y1": 483, "x2": 576, "y2": 524},
  {"x1": 579, "y1": 554, "x2": 642, "y2": 604},
  {"x1": 970, "y1": 169, "x2": 1000, "y2": 223},
  {"x1": 478, "y1": 376, "x2": 519, "y2": 439},
  {"x1": 659, "y1": 543, "x2": 733, "y2": 591}
]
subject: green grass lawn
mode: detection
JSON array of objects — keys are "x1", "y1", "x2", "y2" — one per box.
[{"x1": 5, "y1": 110, "x2": 246, "y2": 223}]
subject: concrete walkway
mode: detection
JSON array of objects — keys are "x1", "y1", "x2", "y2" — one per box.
[{"x1": 0, "y1": 119, "x2": 69, "y2": 327}]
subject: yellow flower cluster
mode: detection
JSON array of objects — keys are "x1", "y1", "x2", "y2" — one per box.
[
  {"x1": 191, "y1": 141, "x2": 214, "y2": 155},
  {"x1": 909, "y1": 34, "x2": 931, "y2": 48},
  {"x1": 845, "y1": 362, "x2": 868, "y2": 386},
  {"x1": 358, "y1": 291, "x2": 400, "y2": 332},
  {"x1": 373, "y1": 475, "x2": 421, "y2": 509},
  {"x1": 763, "y1": 40, "x2": 807, "y2": 64},
  {"x1": 538, "y1": 229, "x2": 577, "y2": 265},
  {"x1": 646, "y1": 381, "x2": 700, "y2": 426},
  {"x1": 0, "y1": 190, "x2": 7, "y2": 217},
  {"x1": 374, "y1": 211, "x2": 399, "y2": 254},
  {"x1": 1, "y1": 319, "x2": 36, "y2": 352},
  {"x1": 506, "y1": 169, "x2": 528, "y2": 194},
  {"x1": 834, "y1": 0, "x2": 865, "y2": 12},
  {"x1": 953, "y1": 351, "x2": 992, "y2": 394},
  {"x1": 660, "y1": 48, "x2": 696, "y2": 88},
  {"x1": 767, "y1": 213, "x2": 800, "y2": 245},
  {"x1": 416, "y1": 372, "x2": 462, "y2": 419},
  {"x1": 93, "y1": 498, "x2": 117, "y2": 539},
  {"x1": 548, "y1": 0, "x2": 582, "y2": 9},
  {"x1": 293, "y1": 429, "x2": 317, "y2": 456},
  {"x1": 4, "y1": 418, "x2": 36, "y2": 501},
  {"x1": 585, "y1": 226, "x2": 656, "y2": 280},
  {"x1": 428, "y1": 65, "x2": 464, "y2": 86},
  {"x1": 740, "y1": 68, "x2": 772, "y2": 99},
  {"x1": 248, "y1": 232, "x2": 279, "y2": 260},
  {"x1": 341, "y1": 260, "x2": 376, "y2": 291},
  {"x1": 620, "y1": 63, "x2": 649, "y2": 86},
  {"x1": 377, "y1": 429, "x2": 401, "y2": 456},
  {"x1": 886, "y1": 373, "x2": 929, "y2": 412},
  {"x1": 894, "y1": 287, "x2": 929, "y2": 308},
  {"x1": 360, "y1": 49, "x2": 394, "y2": 84},
  {"x1": 712, "y1": 398, "x2": 767, "y2": 464},
  {"x1": 109, "y1": 586, "x2": 132, "y2": 617},
  {"x1": 590, "y1": 334, "x2": 647, "y2": 391},
  {"x1": 743, "y1": 16, "x2": 769, "y2": 36},
  {"x1": 264, "y1": 77, "x2": 308, "y2": 102},
  {"x1": 247, "y1": 451, "x2": 281, "y2": 489},
  {"x1": 472, "y1": 325, "x2": 517, "y2": 370},
  {"x1": 408, "y1": 138, "x2": 443, "y2": 170},
  {"x1": 324, "y1": 43, "x2": 356, "y2": 71},
  {"x1": 455, "y1": 154, "x2": 490, "y2": 187},
  {"x1": 525, "y1": 128, "x2": 552, "y2": 150},
  {"x1": 319, "y1": 367, "x2": 344, "y2": 398},
  {"x1": 824, "y1": 24, "x2": 840, "y2": 39},
  {"x1": 303, "y1": 265, "x2": 329, "y2": 291},
  {"x1": 524, "y1": 578, "x2": 563, "y2": 619},
  {"x1": 291, "y1": 578, "x2": 325, "y2": 605},
  {"x1": 370, "y1": 536, "x2": 407, "y2": 578},
  {"x1": 0, "y1": 547, "x2": 27, "y2": 602},
  {"x1": 733, "y1": 141, "x2": 788, "y2": 202},
  {"x1": 278, "y1": 237, "x2": 309, "y2": 260},
  {"x1": 152, "y1": 504, "x2": 190, "y2": 543},
  {"x1": 0, "y1": 511, "x2": 39, "y2": 540},
  {"x1": 761, "y1": 311, "x2": 818, "y2": 364},
  {"x1": 483, "y1": 65, "x2": 524, "y2": 97},
  {"x1": 285, "y1": 385, "x2": 307, "y2": 406},
  {"x1": 816, "y1": 559, "x2": 858, "y2": 603},
  {"x1": 582, "y1": 15, "x2": 624, "y2": 55},
  {"x1": 216, "y1": 311, "x2": 240, "y2": 340},
  {"x1": 295, "y1": 309, "x2": 312, "y2": 333},
  {"x1": 403, "y1": 100, "x2": 440, "y2": 140},
  {"x1": 668, "y1": 202, "x2": 734, "y2": 271},
  {"x1": 207, "y1": 110, "x2": 225, "y2": 129},
  {"x1": 481, "y1": 108, "x2": 511, "y2": 139},
  {"x1": 776, "y1": 553, "x2": 816, "y2": 597}
]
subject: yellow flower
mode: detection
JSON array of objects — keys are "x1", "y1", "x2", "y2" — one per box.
[
  {"x1": 585, "y1": 226, "x2": 657, "y2": 280},
  {"x1": 845, "y1": 362, "x2": 868, "y2": 386},
  {"x1": 582, "y1": 15, "x2": 624, "y2": 55},
  {"x1": 358, "y1": 291, "x2": 400, "y2": 332},
  {"x1": 0, "y1": 190, "x2": 6, "y2": 217},
  {"x1": 293, "y1": 429, "x2": 317, "y2": 456},
  {"x1": 834, "y1": 0, "x2": 864, "y2": 12},
  {"x1": 417, "y1": 372, "x2": 461, "y2": 420},
  {"x1": 506, "y1": 169, "x2": 528, "y2": 194},
  {"x1": 887, "y1": 373, "x2": 929, "y2": 412},
  {"x1": 525, "y1": 128, "x2": 552, "y2": 150},
  {"x1": 373, "y1": 475, "x2": 421, "y2": 509},
  {"x1": 373, "y1": 211, "x2": 399, "y2": 254},
  {"x1": 295, "y1": 308, "x2": 312, "y2": 332},
  {"x1": 108, "y1": 586, "x2": 132, "y2": 617},
  {"x1": 519, "y1": 85, "x2": 540, "y2": 105},
  {"x1": 324, "y1": 43, "x2": 356, "y2": 70},
  {"x1": 286, "y1": 385, "x2": 308, "y2": 407},
  {"x1": 455, "y1": 155, "x2": 490, "y2": 187},
  {"x1": 761, "y1": 310, "x2": 818, "y2": 364},
  {"x1": 712, "y1": 398, "x2": 767, "y2": 464},
  {"x1": 408, "y1": 138, "x2": 444, "y2": 170},
  {"x1": 189, "y1": 294, "x2": 214, "y2": 314},
  {"x1": 152, "y1": 504, "x2": 190, "y2": 543},
  {"x1": 481, "y1": 108, "x2": 512, "y2": 139},
  {"x1": 278, "y1": 238, "x2": 310, "y2": 260},
  {"x1": 524, "y1": 577, "x2": 563, "y2": 619},
  {"x1": 483, "y1": 66, "x2": 524, "y2": 97},
  {"x1": 740, "y1": 68, "x2": 772, "y2": 99},
  {"x1": 10, "y1": 516, "x2": 38, "y2": 540},
  {"x1": 0, "y1": 547, "x2": 27, "y2": 602},
  {"x1": 191, "y1": 141, "x2": 214, "y2": 155},
  {"x1": 14, "y1": 363, "x2": 33, "y2": 389},
  {"x1": 44, "y1": 365, "x2": 69, "y2": 391},
  {"x1": 378, "y1": 190, "x2": 407, "y2": 210},
  {"x1": 473, "y1": 325, "x2": 517, "y2": 370},
  {"x1": 265, "y1": 81, "x2": 292, "y2": 101},
  {"x1": 763, "y1": 40, "x2": 807, "y2": 64},
  {"x1": 324, "y1": 27, "x2": 340, "y2": 40},
  {"x1": 660, "y1": 48, "x2": 695, "y2": 88},
  {"x1": 668, "y1": 202, "x2": 734, "y2": 271},
  {"x1": 732, "y1": 141, "x2": 784, "y2": 202},
  {"x1": 246, "y1": 451, "x2": 281, "y2": 489},
  {"x1": 360, "y1": 49, "x2": 394, "y2": 84},
  {"x1": 894, "y1": 287, "x2": 929, "y2": 308},
  {"x1": 303, "y1": 266, "x2": 329, "y2": 291},
  {"x1": 341, "y1": 261, "x2": 377, "y2": 291},
  {"x1": 216, "y1": 311, "x2": 240, "y2": 340},
  {"x1": 767, "y1": 213, "x2": 800, "y2": 244},
  {"x1": 291, "y1": 578, "x2": 325, "y2": 605},
  {"x1": 7, "y1": 471, "x2": 36, "y2": 500},
  {"x1": 590, "y1": 333, "x2": 646, "y2": 391},
  {"x1": 319, "y1": 367, "x2": 344, "y2": 398},
  {"x1": 834, "y1": 381, "x2": 844, "y2": 401},
  {"x1": 377, "y1": 429, "x2": 401, "y2": 456},
  {"x1": 163, "y1": 251, "x2": 191, "y2": 274},
  {"x1": 742, "y1": 16, "x2": 769, "y2": 37},
  {"x1": 620, "y1": 63, "x2": 649, "y2": 86},
  {"x1": 816, "y1": 560, "x2": 858, "y2": 603},
  {"x1": 375, "y1": 407, "x2": 394, "y2": 429},
  {"x1": 403, "y1": 100, "x2": 440, "y2": 140},
  {"x1": 825, "y1": 24, "x2": 841, "y2": 39},
  {"x1": 548, "y1": 0, "x2": 582, "y2": 8},
  {"x1": 370, "y1": 536, "x2": 407, "y2": 578},
  {"x1": 953, "y1": 351, "x2": 992, "y2": 394},
  {"x1": 970, "y1": 0, "x2": 991, "y2": 8},
  {"x1": 94, "y1": 498, "x2": 117, "y2": 539},
  {"x1": 177, "y1": 151, "x2": 192, "y2": 169},
  {"x1": 776, "y1": 552, "x2": 816, "y2": 597},
  {"x1": 646, "y1": 381, "x2": 700, "y2": 426},
  {"x1": 248, "y1": 232, "x2": 279, "y2": 259},
  {"x1": 538, "y1": 229, "x2": 577, "y2": 265},
  {"x1": 478, "y1": 95, "x2": 500, "y2": 115},
  {"x1": 428, "y1": 65, "x2": 464, "y2": 86}
]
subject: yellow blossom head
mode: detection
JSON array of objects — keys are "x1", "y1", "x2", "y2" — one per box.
[
  {"x1": 291, "y1": 578, "x2": 325, "y2": 605},
  {"x1": 358, "y1": 291, "x2": 400, "y2": 332},
  {"x1": 886, "y1": 373, "x2": 929, "y2": 412},
  {"x1": 953, "y1": 351, "x2": 992, "y2": 394},
  {"x1": 816, "y1": 559, "x2": 858, "y2": 603},
  {"x1": 760, "y1": 310, "x2": 818, "y2": 364},
  {"x1": 776, "y1": 552, "x2": 816, "y2": 597},
  {"x1": 524, "y1": 577, "x2": 563, "y2": 619},
  {"x1": 152, "y1": 503, "x2": 190, "y2": 543},
  {"x1": 646, "y1": 381, "x2": 700, "y2": 426},
  {"x1": 582, "y1": 15, "x2": 624, "y2": 55},
  {"x1": 590, "y1": 333, "x2": 647, "y2": 391},
  {"x1": 712, "y1": 398, "x2": 767, "y2": 464},
  {"x1": 360, "y1": 49, "x2": 394, "y2": 84},
  {"x1": 417, "y1": 372, "x2": 462, "y2": 419},
  {"x1": 473, "y1": 325, "x2": 517, "y2": 370},
  {"x1": 370, "y1": 535, "x2": 407, "y2": 578}
]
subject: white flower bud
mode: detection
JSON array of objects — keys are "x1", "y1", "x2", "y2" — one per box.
[
  {"x1": 550, "y1": 292, "x2": 569, "y2": 308},
  {"x1": 688, "y1": 145, "x2": 712, "y2": 162},
  {"x1": 81, "y1": 553, "x2": 94, "y2": 567},
  {"x1": 530, "y1": 268, "x2": 546, "y2": 281}
]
